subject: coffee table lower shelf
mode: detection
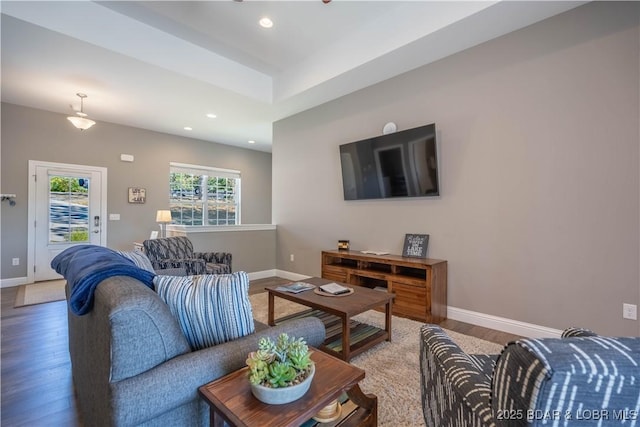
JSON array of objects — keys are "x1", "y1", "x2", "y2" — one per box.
[
  {"x1": 274, "y1": 309, "x2": 388, "y2": 360},
  {"x1": 299, "y1": 393, "x2": 374, "y2": 427}
]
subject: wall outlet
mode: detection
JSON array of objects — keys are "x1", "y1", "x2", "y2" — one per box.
[
  {"x1": 12, "y1": 258, "x2": 19, "y2": 266},
  {"x1": 623, "y1": 303, "x2": 637, "y2": 320},
  {"x1": 290, "y1": 254, "x2": 295, "y2": 262}
]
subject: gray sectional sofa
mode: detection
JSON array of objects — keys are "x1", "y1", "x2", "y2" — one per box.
[{"x1": 66, "y1": 276, "x2": 325, "y2": 426}]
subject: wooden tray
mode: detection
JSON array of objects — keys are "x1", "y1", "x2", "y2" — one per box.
[{"x1": 313, "y1": 287, "x2": 354, "y2": 297}]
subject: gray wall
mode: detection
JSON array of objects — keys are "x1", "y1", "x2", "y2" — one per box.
[
  {"x1": 1, "y1": 103, "x2": 272, "y2": 279},
  {"x1": 273, "y1": 2, "x2": 640, "y2": 335},
  {"x1": 179, "y1": 229, "x2": 275, "y2": 274}
]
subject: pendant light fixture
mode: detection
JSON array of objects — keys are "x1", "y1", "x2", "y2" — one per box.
[{"x1": 67, "y1": 93, "x2": 96, "y2": 130}]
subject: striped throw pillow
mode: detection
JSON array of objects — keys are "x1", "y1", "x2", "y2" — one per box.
[
  {"x1": 154, "y1": 272, "x2": 255, "y2": 350},
  {"x1": 116, "y1": 250, "x2": 156, "y2": 273}
]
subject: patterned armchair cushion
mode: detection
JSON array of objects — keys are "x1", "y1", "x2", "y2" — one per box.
[
  {"x1": 492, "y1": 336, "x2": 640, "y2": 426},
  {"x1": 420, "y1": 325, "x2": 496, "y2": 427},
  {"x1": 144, "y1": 236, "x2": 194, "y2": 259},
  {"x1": 155, "y1": 258, "x2": 208, "y2": 275},
  {"x1": 421, "y1": 325, "x2": 640, "y2": 427},
  {"x1": 143, "y1": 237, "x2": 232, "y2": 275},
  {"x1": 115, "y1": 250, "x2": 156, "y2": 273},
  {"x1": 560, "y1": 326, "x2": 598, "y2": 338},
  {"x1": 195, "y1": 251, "x2": 232, "y2": 274}
]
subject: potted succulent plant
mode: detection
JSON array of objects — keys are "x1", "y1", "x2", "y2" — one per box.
[{"x1": 246, "y1": 333, "x2": 315, "y2": 404}]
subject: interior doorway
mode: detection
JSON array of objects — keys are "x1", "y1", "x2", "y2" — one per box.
[{"x1": 27, "y1": 161, "x2": 107, "y2": 283}]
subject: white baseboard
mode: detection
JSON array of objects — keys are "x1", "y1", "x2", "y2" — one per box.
[
  {"x1": 274, "y1": 270, "x2": 312, "y2": 281},
  {"x1": 448, "y1": 306, "x2": 562, "y2": 339},
  {"x1": 0, "y1": 277, "x2": 29, "y2": 288},
  {"x1": 247, "y1": 270, "x2": 277, "y2": 281}
]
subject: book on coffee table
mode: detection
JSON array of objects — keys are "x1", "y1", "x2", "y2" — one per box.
[
  {"x1": 276, "y1": 282, "x2": 315, "y2": 293},
  {"x1": 319, "y1": 282, "x2": 351, "y2": 295}
]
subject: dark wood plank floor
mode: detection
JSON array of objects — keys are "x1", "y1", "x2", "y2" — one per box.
[{"x1": 1, "y1": 277, "x2": 521, "y2": 426}]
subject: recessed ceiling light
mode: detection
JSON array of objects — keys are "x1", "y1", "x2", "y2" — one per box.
[
  {"x1": 248, "y1": 140, "x2": 256, "y2": 144},
  {"x1": 259, "y1": 17, "x2": 273, "y2": 28},
  {"x1": 206, "y1": 113, "x2": 217, "y2": 119},
  {"x1": 184, "y1": 127, "x2": 193, "y2": 131}
]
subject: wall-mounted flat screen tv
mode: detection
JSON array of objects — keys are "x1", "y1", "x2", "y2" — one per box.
[{"x1": 339, "y1": 123, "x2": 439, "y2": 200}]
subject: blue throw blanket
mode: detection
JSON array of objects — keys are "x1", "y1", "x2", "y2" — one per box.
[{"x1": 51, "y1": 245, "x2": 155, "y2": 315}]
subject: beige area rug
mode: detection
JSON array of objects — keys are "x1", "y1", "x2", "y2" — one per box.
[
  {"x1": 14, "y1": 280, "x2": 67, "y2": 308},
  {"x1": 250, "y1": 292, "x2": 503, "y2": 427}
]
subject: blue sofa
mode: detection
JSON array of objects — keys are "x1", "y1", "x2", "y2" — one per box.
[
  {"x1": 66, "y1": 276, "x2": 325, "y2": 426},
  {"x1": 420, "y1": 325, "x2": 640, "y2": 427}
]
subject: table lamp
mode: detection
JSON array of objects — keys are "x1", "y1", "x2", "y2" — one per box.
[{"x1": 156, "y1": 210, "x2": 172, "y2": 238}]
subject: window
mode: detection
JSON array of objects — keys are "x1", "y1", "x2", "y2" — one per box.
[{"x1": 169, "y1": 163, "x2": 240, "y2": 226}]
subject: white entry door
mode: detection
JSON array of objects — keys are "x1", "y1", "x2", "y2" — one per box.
[{"x1": 29, "y1": 161, "x2": 107, "y2": 282}]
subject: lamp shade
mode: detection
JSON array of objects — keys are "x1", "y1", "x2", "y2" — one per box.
[
  {"x1": 67, "y1": 116, "x2": 96, "y2": 130},
  {"x1": 156, "y1": 210, "x2": 172, "y2": 223}
]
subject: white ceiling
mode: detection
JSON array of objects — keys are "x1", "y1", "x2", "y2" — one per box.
[{"x1": 1, "y1": 1, "x2": 583, "y2": 152}]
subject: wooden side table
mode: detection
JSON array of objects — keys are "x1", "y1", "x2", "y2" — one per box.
[{"x1": 198, "y1": 348, "x2": 377, "y2": 427}]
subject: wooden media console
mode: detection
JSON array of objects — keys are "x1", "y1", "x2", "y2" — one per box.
[{"x1": 321, "y1": 250, "x2": 448, "y2": 323}]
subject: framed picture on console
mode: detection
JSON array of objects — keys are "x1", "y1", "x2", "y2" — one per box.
[{"x1": 402, "y1": 234, "x2": 429, "y2": 258}]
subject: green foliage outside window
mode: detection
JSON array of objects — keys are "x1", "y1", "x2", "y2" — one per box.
[
  {"x1": 49, "y1": 177, "x2": 88, "y2": 193},
  {"x1": 70, "y1": 229, "x2": 89, "y2": 242}
]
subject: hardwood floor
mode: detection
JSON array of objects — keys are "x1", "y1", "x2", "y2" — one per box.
[
  {"x1": 1, "y1": 286, "x2": 80, "y2": 427},
  {"x1": 1, "y1": 277, "x2": 521, "y2": 426}
]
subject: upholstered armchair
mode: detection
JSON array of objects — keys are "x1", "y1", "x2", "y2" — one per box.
[
  {"x1": 142, "y1": 236, "x2": 232, "y2": 275},
  {"x1": 420, "y1": 325, "x2": 640, "y2": 427}
]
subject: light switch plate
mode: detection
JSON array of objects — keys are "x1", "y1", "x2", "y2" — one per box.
[{"x1": 623, "y1": 303, "x2": 637, "y2": 320}]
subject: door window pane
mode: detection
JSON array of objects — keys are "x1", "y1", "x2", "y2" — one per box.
[{"x1": 49, "y1": 175, "x2": 89, "y2": 243}]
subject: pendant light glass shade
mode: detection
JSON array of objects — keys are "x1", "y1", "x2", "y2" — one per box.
[
  {"x1": 67, "y1": 93, "x2": 96, "y2": 130},
  {"x1": 67, "y1": 116, "x2": 96, "y2": 130}
]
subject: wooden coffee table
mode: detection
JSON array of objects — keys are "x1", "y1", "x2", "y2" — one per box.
[
  {"x1": 267, "y1": 277, "x2": 393, "y2": 361},
  {"x1": 198, "y1": 348, "x2": 377, "y2": 427}
]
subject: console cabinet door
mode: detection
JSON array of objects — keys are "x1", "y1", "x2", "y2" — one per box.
[
  {"x1": 390, "y1": 282, "x2": 428, "y2": 322},
  {"x1": 321, "y1": 265, "x2": 348, "y2": 283}
]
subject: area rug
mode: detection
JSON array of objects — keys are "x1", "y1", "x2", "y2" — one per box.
[
  {"x1": 14, "y1": 280, "x2": 67, "y2": 308},
  {"x1": 249, "y1": 292, "x2": 503, "y2": 427}
]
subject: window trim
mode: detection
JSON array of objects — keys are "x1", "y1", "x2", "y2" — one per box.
[{"x1": 170, "y1": 162, "x2": 240, "y2": 180}]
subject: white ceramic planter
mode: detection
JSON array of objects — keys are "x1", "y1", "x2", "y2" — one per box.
[{"x1": 250, "y1": 364, "x2": 315, "y2": 405}]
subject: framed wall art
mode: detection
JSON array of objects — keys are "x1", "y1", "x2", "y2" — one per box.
[
  {"x1": 402, "y1": 234, "x2": 429, "y2": 258},
  {"x1": 128, "y1": 187, "x2": 146, "y2": 204}
]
